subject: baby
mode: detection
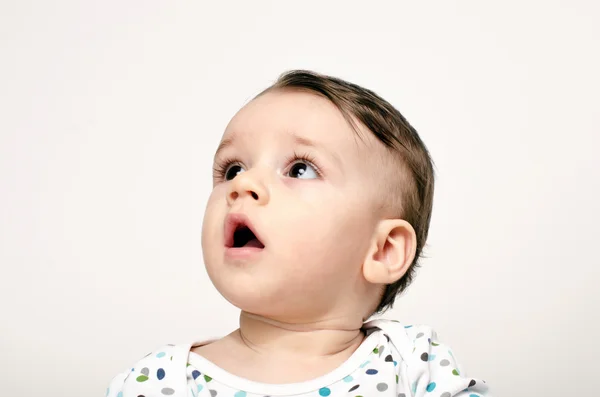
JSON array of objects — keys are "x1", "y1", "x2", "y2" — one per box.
[{"x1": 106, "y1": 70, "x2": 491, "y2": 397}]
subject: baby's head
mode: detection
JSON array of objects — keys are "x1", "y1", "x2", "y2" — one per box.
[{"x1": 202, "y1": 70, "x2": 434, "y2": 323}]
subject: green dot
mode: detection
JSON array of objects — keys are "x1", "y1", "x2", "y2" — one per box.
[
  {"x1": 204, "y1": 375, "x2": 212, "y2": 382},
  {"x1": 373, "y1": 348, "x2": 379, "y2": 353},
  {"x1": 452, "y1": 369, "x2": 460, "y2": 376},
  {"x1": 136, "y1": 375, "x2": 149, "y2": 382}
]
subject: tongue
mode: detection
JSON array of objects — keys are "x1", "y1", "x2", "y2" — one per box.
[{"x1": 244, "y1": 238, "x2": 264, "y2": 249}]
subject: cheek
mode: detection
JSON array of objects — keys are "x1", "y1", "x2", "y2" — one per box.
[
  {"x1": 275, "y1": 192, "x2": 374, "y2": 273},
  {"x1": 201, "y1": 190, "x2": 225, "y2": 256}
]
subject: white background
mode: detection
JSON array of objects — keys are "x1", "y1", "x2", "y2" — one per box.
[{"x1": 1, "y1": 1, "x2": 599, "y2": 396}]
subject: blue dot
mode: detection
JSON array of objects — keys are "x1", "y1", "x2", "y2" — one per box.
[
  {"x1": 404, "y1": 325, "x2": 413, "y2": 328},
  {"x1": 426, "y1": 382, "x2": 437, "y2": 392},
  {"x1": 394, "y1": 361, "x2": 398, "y2": 366},
  {"x1": 318, "y1": 387, "x2": 331, "y2": 396},
  {"x1": 234, "y1": 391, "x2": 247, "y2": 397},
  {"x1": 360, "y1": 360, "x2": 370, "y2": 368},
  {"x1": 106, "y1": 388, "x2": 109, "y2": 397},
  {"x1": 157, "y1": 368, "x2": 165, "y2": 380},
  {"x1": 469, "y1": 395, "x2": 480, "y2": 397},
  {"x1": 428, "y1": 354, "x2": 437, "y2": 361},
  {"x1": 117, "y1": 393, "x2": 123, "y2": 397},
  {"x1": 197, "y1": 385, "x2": 204, "y2": 392},
  {"x1": 343, "y1": 375, "x2": 353, "y2": 382},
  {"x1": 156, "y1": 352, "x2": 166, "y2": 358},
  {"x1": 366, "y1": 369, "x2": 378, "y2": 375},
  {"x1": 192, "y1": 370, "x2": 201, "y2": 380}
]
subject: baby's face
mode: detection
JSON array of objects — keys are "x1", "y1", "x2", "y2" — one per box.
[{"x1": 202, "y1": 90, "x2": 386, "y2": 320}]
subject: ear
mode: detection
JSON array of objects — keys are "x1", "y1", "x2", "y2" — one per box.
[{"x1": 363, "y1": 219, "x2": 418, "y2": 285}]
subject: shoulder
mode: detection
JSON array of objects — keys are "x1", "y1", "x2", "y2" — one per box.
[
  {"x1": 106, "y1": 344, "x2": 192, "y2": 397},
  {"x1": 365, "y1": 319, "x2": 492, "y2": 396}
]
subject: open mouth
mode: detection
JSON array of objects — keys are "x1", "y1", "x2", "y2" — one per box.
[
  {"x1": 225, "y1": 214, "x2": 265, "y2": 249},
  {"x1": 232, "y1": 225, "x2": 264, "y2": 248}
]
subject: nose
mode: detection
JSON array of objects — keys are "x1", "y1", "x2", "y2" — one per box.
[{"x1": 226, "y1": 168, "x2": 270, "y2": 206}]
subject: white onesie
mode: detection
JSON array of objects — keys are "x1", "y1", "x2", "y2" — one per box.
[{"x1": 106, "y1": 319, "x2": 491, "y2": 397}]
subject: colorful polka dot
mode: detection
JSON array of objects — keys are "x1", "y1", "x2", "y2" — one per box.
[
  {"x1": 426, "y1": 382, "x2": 436, "y2": 392},
  {"x1": 157, "y1": 368, "x2": 165, "y2": 380},
  {"x1": 441, "y1": 393, "x2": 451, "y2": 397},
  {"x1": 420, "y1": 352, "x2": 429, "y2": 361},
  {"x1": 452, "y1": 369, "x2": 460, "y2": 376},
  {"x1": 348, "y1": 385, "x2": 359, "y2": 392},
  {"x1": 377, "y1": 382, "x2": 388, "y2": 391},
  {"x1": 192, "y1": 370, "x2": 201, "y2": 380},
  {"x1": 469, "y1": 380, "x2": 477, "y2": 387},
  {"x1": 197, "y1": 385, "x2": 203, "y2": 392},
  {"x1": 234, "y1": 391, "x2": 247, "y2": 397},
  {"x1": 161, "y1": 388, "x2": 174, "y2": 395},
  {"x1": 318, "y1": 387, "x2": 331, "y2": 396},
  {"x1": 343, "y1": 375, "x2": 353, "y2": 382},
  {"x1": 136, "y1": 375, "x2": 149, "y2": 382},
  {"x1": 156, "y1": 352, "x2": 166, "y2": 358},
  {"x1": 366, "y1": 369, "x2": 378, "y2": 375},
  {"x1": 440, "y1": 359, "x2": 450, "y2": 366}
]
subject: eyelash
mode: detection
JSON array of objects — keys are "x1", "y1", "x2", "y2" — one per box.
[{"x1": 212, "y1": 151, "x2": 323, "y2": 181}]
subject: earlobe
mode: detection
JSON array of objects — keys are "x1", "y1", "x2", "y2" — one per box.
[{"x1": 363, "y1": 219, "x2": 417, "y2": 285}]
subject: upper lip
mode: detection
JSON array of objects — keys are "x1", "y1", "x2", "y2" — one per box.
[{"x1": 224, "y1": 213, "x2": 265, "y2": 248}]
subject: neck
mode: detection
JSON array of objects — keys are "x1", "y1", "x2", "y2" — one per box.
[{"x1": 236, "y1": 311, "x2": 365, "y2": 359}]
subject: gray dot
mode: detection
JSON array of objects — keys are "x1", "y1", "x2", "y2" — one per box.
[
  {"x1": 440, "y1": 359, "x2": 450, "y2": 366},
  {"x1": 378, "y1": 345, "x2": 385, "y2": 356},
  {"x1": 161, "y1": 388, "x2": 175, "y2": 396},
  {"x1": 398, "y1": 394, "x2": 406, "y2": 397},
  {"x1": 416, "y1": 332, "x2": 424, "y2": 338},
  {"x1": 141, "y1": 367, "x2": 149, "y2": 376},
  {"x1": 441, "y1": 393, "x2": 451, "y2": 397},
  {"x1": 377, "y1": 383, "x2": 389, "y2": 391},
  {"x1": 210, "y1": 390, "x2": 218, "y2": 397}
]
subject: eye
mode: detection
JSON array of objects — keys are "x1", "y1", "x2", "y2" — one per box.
[
  {"x1": 224, "y1": 164, "x2": 245, "y2": 181},
  {"x1": 287, "y1": 161, "x2": 319, "y2": 179}
]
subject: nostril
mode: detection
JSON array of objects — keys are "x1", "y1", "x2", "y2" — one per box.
[{"x1": 251, "y1": 192, "x2": 258, "y2": 200}]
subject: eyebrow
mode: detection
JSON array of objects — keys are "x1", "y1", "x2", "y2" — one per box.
[
  {"x1": 214, "y1": 131, "x2": 343, "y2": 167},
  {"x1": 289, "y1": 133, "x2": 343, "y2": 167},
  {"x1": 214, "y1": 137, "x2": 234, "y2": 160}
]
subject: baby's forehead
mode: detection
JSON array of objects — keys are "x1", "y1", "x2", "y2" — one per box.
[{"x1": 221, "y1": 90, "x2": 386, "y2": 163}]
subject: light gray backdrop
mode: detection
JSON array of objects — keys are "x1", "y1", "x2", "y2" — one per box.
[{"x1": 1, "y1": 1, "x2": 598, "y2": 396}]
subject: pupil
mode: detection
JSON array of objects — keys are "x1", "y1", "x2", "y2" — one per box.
[
  {"x1": 291, "y1": 163, "x2": 306, "y2": 177},
  {"x1": 226, "y1": 165, "x2": 243, "y2": 180}
]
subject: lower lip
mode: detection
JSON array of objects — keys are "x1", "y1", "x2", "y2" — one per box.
[{"x1": 225, "y1": 247, "x2": 264, "y2": 261}]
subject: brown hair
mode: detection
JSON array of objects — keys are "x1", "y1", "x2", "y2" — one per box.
[{"x1": 262, "y1": 70, "x2": 435, "y2": 313}]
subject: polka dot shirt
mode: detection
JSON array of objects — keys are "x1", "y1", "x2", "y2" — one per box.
[{"x1": 106, "y1": 319, "x2": 491, "y2": 397}]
